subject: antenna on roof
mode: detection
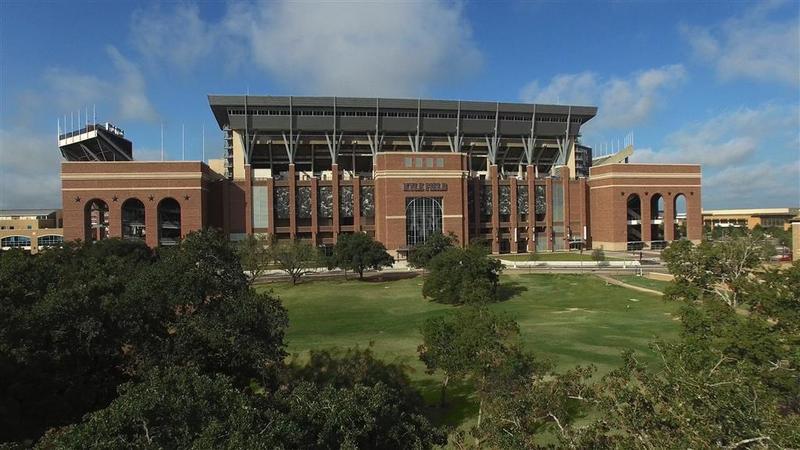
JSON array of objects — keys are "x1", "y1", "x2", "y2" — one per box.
[
  {"x1": 160, "y1": 122, "x2": 164, "y2": 161},
  {"x1": 181, "y1": 123, "x2": 185, "y2": 161},
  {"x1": 202, "y1": 123, "x2": 205, "y2": 162}
]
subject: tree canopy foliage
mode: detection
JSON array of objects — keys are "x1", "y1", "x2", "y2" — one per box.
[
  {"x1": 422, "y1": 245, "x2": 503, "y2": 304},
  {"x1": 407, "y1": 232, "x2": 456, "y2": 269},
  {"x1": 1, "y1": 231, "x2": 444, "y2": 448},
  {"x1": 330, "y1": 232, "x2": 395, "y2": 279},
  {"x1": 271, "y1": 239, "x2": 320, "y2": 285}
]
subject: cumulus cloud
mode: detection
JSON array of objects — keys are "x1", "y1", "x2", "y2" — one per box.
[
  {"x1": 130, "y1": 4, "x2": 215, "y2": 71},
  {"x1": 632, "y1": 104, "x2": 798, "y2": 167},
  {"x1": 0, "y1": 128, "x2": 62, "y2": 209},
  {"x1": 39, "y1": 47, "x2": 158, "y2": 124},
  {"x1": 0, "y1": 47, "x2": 157, "y2": 209},
  {"x1": 702, "y1": 160, "x2": 800, "y2": 208},
  {"x1": 520, "y1": 64, "x2": 687, "y2": 130},
  {"x1": 680, "y1": 0, "x2": 800, "y2": 86}
]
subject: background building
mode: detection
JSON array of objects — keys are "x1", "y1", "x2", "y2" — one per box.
[
  {"x1": 0, "y1": 209, "x2": 63, "y2": 253},
  {"x1": 59, "y1": 95, "x2": 703, "y2": 253},
  {"x1": 703, "y1": 208, "x2": 800, "y2": 231}
]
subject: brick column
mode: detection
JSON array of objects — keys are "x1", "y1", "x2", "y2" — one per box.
[
  {"x1": 288, "y1": 164, "x2": 297, "y2": 239},
  {"x1": 560, "y1": 167, "x2": 570, "y2": 250},
  {"x1": 687, "y1": 190, "x2": 702, "y2": 242},
  {"x1": 353, "y1": 176, "x2": 361, "y2": 232},
  {"x1": 579, "y1": 178, "x2": 588, "y2": 248},
  {"x1": 527, "y1": 166, "x2": 535, "y2": 252},
  {"x1": 461, "y1": 173, "x2": 470, "y2": 247},
  {"x1": 331, "y1": 163, "x2": 340, "y2": 243},
  {"x1": 108, "y1": 199, "x2": 122, "y2": 239},
  {"x1": 545, "y1": 177, "x2": 554, "y2": 251},
  {"x1": 145, "y1": 200, "x2": 158, "y2": 248},
  {"x1": 311, "y1": 177, "x2": 319, "y2": 244},
  {"x1": 472, "y1": 177, "x2": 480, "y2": 242},
  {"x1": 664, "y1": 194, "x2": 675, "y2": 242},
  {"x1": 509, "y1": 177, "x2": 518, "y2": 253},
  {"x1": 489, "y1": 165, "x2": 500, "y2": 253},
  {"x1": 641, "y1": 193, "x2": 652, "y2": 245}
]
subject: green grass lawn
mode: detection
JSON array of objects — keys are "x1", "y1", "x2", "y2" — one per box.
[
  {"x1": 612, "y1": 275, "x2": 671, "y2": 292},
  {"x1": 260, "y1": 273, "x2": 681, "y2": 427},
  {"x1": 495, "y1": 252, "x2": 627, "y2": 262}
]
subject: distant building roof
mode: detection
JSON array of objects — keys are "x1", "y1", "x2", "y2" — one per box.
[
  {"x1": 0, "y1": 209, "x2": 60, "y2": 217},
  {"x1": 702, "y1": 208, "x2": 800, "y2": 216}
]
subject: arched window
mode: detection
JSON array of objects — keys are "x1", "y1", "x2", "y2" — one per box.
[
  {"x1": 122, "y1": 198, "x2": 146, "y2": 241},
  {"x1": 650, "y1": 194, "x2": 665, "y2": 242},
  {"x1": 84, "y1": 199, "x2": 109, "y2": 242},
  {"x1": 406, "y1": 197, "x2": 443, "y2": 247},
  {"x1": 674, "y1": 194, "x2": 688, "y2": 239},
  {"x1": 37, "y1": 235, "x2": 63, "y2": 248},
  {"x1": 626, "y1": 194, "x2": 642, "y2": 249},
  {"x1": 1, "y1": 235, "x2": 31, "y2": 249},
  {"x1": 158, "y1": 198, "x2": 181, "y2": 246}
]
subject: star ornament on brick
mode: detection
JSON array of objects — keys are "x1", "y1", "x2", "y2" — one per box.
[
  {"x1": 112, "y1": 195, "x2": 119, "y2": 202},
  {"x1": 183, "y1": 194, "x2": 190, "y2": 200},
  {"x1": 148, "y1": 195, "x2": 155, "y2": 201},
  {"x1": 74, "y1": 196, "x2": 81, "y2": 202}
]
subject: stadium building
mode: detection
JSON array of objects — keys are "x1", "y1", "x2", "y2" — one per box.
[{"x1": 59, "y1": 95, "x2": 703, "y2": 253}]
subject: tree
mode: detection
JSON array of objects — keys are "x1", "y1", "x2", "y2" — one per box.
[
  {"x1": 591, "y1": 247, "x2": 605, "y2": 262},
  {"x1": 422, "y1": 245, "x2": 503, "y2": 304},
  {"x1": 662, "y1": 235, "x2": 773, "y2": 307},
  {"x1": 236, "y1": 233, "x2": 273, "y2": 285},
  {"x1": 271, "y1": 239, "x2": 320, "y2": 285},
  {"x1": 418, "y1": 306, "x2": 534, "y2": 408},
  {"x1": 407, "y1": 232, "x2": 456, "y2": 269},
  {"x1": 37, "y1": 366, "x2": 267, "y2": 449},
  {"x1": 331, "y1": 232, "x2": 394, "y2": 280}
]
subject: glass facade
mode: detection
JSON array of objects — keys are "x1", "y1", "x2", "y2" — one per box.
[{"x1": 406, "y1": 197, "x2": 443, "y2": 247}]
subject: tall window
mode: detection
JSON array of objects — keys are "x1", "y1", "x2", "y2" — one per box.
[
  {"x1": 158, "y1": 198, "x2": 181, "y2": 246},
  {"x1": 406, "y1": 197, "x2": 443, "y2": 247},
  {"x1": 122, "y1": 198, "x2": 146, "y2": 241}
]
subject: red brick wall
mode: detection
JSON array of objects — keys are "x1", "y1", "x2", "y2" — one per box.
[{"x1": 61, "y1": 161, "x2": 215, "y2": 247}]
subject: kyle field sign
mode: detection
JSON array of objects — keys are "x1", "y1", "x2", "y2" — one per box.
[{"x1": 403, "y1": 183, "x2": 448, "y2": 192}]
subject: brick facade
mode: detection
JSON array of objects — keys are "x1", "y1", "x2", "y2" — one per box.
[{"x1": 61, "y1": 160, "x2": 703, "y2": 254}]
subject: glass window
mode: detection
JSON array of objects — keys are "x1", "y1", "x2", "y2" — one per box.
[
  {"x1": 415, "y1": 158, "x2": 423, "y2": 168},
  {"x1": 404, "y1": 157, "x2": 413, "y2": 168},
  {"x1": 1, "y1": 235, "x2": 31, "y2": 248},
  {"x1": 37, "y1": 235, "x2": 63, "y2": 248},
  {"x1": 406, "y1": 197, "x2": 443, "y2": 247},
  {"x1": 436, "y1": 158, "x2": 444, "y2": 168},
  {"x1": 426, "y1": 158, "x2": 434, "y2": 168}
]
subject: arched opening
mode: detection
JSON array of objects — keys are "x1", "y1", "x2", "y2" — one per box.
[
  {"x1": 84, "y1": 199, "x2": 109, "y2": 242},
  {"x1": 650, "y1": 194, "x2": 665, "y2": 246},
  {"x1": 674, "y1": 194, "x2": 687, "y2": 240},
  {"x1": 1, "y1": 235, "x2": 31, "y2": 250},
  {"x1": 158, "y1": 198, "x2": 181, "y2": 246},
  {"x1": 121, "y1": 198, "x2": 146, "y2": 241},
  {"x1": 406, "y1": 197, "x2": 443, "y2": 247},
  {"x1": 626, "y1": 194, "x2": 642, "y2": 249}
]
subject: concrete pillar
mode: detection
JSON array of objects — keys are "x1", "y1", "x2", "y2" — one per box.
[
  {"x1": 489, "y1": 164, "x2": 500, "y2": 253},
  {"x1": 792, "y1": 219, "x2": 800, "y2": 262},
  {"x1": 266, "y1": 178, "x2": 275, "y2": 236},
  {"x1": 244, "y1": 165, "x2": 253, "y2": 236}
]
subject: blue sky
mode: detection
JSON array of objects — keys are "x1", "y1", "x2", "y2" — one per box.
[{"x1": 1, "y1": 0, "x2": 798, "y2": 210}]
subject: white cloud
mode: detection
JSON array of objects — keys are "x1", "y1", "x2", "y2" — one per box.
[
  {"x1": 223, "y1": 0, "x2": 481, "y2": 96},
  {"x1": 0, "y1": 127, "x2": 62, "y2": 209},
  {"x1": 130, "y1": 4, "x2": 214, "y2": 71},
  {"x1": 106, "y1": 46, "x2": 158, "y2": 122},
  {"x1": 39, "y1": 47, "x2": 158, "y2": 124},
  {"x1": 680, "y1": 1, "x2": 800, "y2": 86},
  {"x1": 520, "y1": 64, "x2": 686, "y2": 130},
  {"x1": 632, "y1": 104, "x2": 798, "y2": 167},
  {"x1": 702, "y1": 160, "x2": 800, "y2": 208}
]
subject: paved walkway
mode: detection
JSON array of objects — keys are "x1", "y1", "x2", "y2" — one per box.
[{"x1": 594, "y1": 274, "x2": 663, "y2": 296}]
